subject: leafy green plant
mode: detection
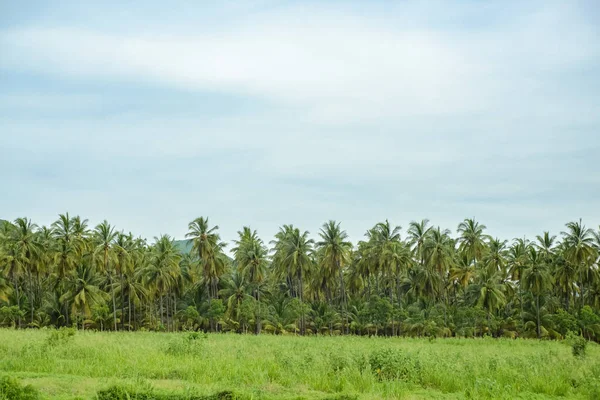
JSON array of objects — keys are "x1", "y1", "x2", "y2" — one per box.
[
  {"x1": 0, "y1": 376, "x2": 39, "y2": 400},
  {"x1": 566, "y1": 332, "x2": 587, "y2": 357},
  {"x1": 368, "y1": 348, "x2": 421, "y2": 382},
  {"x1": 46, "y1": 327, "x2": 76, "y2": 347}
]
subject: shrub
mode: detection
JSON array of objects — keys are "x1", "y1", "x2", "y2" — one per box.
[
  {"x1": 164, "y1": 333, "x2": 207, "y2": 356},
  {"x1": 566, "y1": 332, "x2": 587, "y2": 358},
  {"x1": 0, "y1": 376, "x2": 40, "y2": 400},
  {"x1": 96, "y1": 385, "x2": 242, "y2": 400},
  {"x1": 46, "y1": 327, "x2": 76, "y2": 347},
  {"x1": 368, "y1": 348, "x2": 420, "y2": 382}
]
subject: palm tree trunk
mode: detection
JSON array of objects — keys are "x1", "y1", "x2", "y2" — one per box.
[
  {"x1": 173, "y1": 292, "x2": 177, "y2": 331},
  {"x1": 519, "y1": 284, "x2": 524, "y2": 328},
  {"x1": 27, "y1": 268, "x2": 34, "y2": 325},
  {"x1": 256, "y1": 290, "x2": 262, "y2": 335},
  {"x1": 13, "y1": 274, "x2": 21, "y2": 329},
  {"x1": 109, "y1": 273, "x2": 117, "y2": 331},
  {"x1": 339, "y1": 265, "x2": 347, "y2": 335},
  {"x1": 299, "y1": 270, "x2": 305, "y2": 335},
  {"x1": 120, "y1": 272, "x2": 125, "y2": 330},
  {"x1": 160, "y1": 293, "x2": 164, "y2": 327},
  {"x1": 128, "y1": 293, "x2": 132, "y2": 331},
  {"x1": 536, "y1": 294, "x2": 541, "y2": 339},
  {"x1": 166, "y1": 292, "x2": 171, "y2": 332}
]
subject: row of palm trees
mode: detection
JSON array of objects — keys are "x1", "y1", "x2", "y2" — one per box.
[{"x1": 1, "y1": 215, "x2": 599, "y2": 340}]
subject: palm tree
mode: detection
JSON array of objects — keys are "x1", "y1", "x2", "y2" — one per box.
[
  {"x1": 92, "y1": 221, "x2": 119, "y2": 330},
  {"x1": 52, "y1": 214, "x2": 78, "y2": 325},
  {"x1": 316, "y1": 220, "x2": 352, "y2": 333},
  {"x1": 483, "y1": 238, "x2": 507, "y2": 275},
  {"x1": 508, "y1": 238, "x2": 530, "y2": 327},
  {"x1": 467, "y1": 268, "x2": 506, "y2": 333},
  {"x1": 522, "y1": 248, "x2": 553, "y2": 338},
  {"x1": 232, "y1": 227, "x2": 268, "y2": 333},
  {"x1": 423, "y1": 227, "x2": 454, "y2": 325},
  {"x1": 145, "y1": 235, "x2": 181, "y2": 330},
  {"x1": 220, "y1": 271, "x2": 253, "y2": 329},
  {"x1": 457, "y1": 218, "x2": 489, "y2": 265},
  {"x1": 12, "y1": 217, "x2": 41, "y2": 324},
  {"x1": 407, "y1": 219, "x2": 432, "y2": 267},
  {"x1": 186, "y1": 217, "x2": 228, "y2": 301},
  {"x1": 272, "y1": 225, "x2": 314, "y2": 334},
  {"x1": 61, "y1": 263, "x2": 105, "y2": 330},
  {"x1": 561, "y1": 219, "x2": 598, "y2": 309},
  {"x1": 535, "y1": 231, "x2": 557, "y2": 263}
]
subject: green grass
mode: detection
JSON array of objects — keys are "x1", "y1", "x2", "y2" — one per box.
[{"x1": 0, "y1": 329, "x2": 599, "y2": 399}]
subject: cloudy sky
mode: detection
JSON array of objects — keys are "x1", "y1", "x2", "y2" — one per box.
[{"x1": 1, "y1": 0, "x2": 599, "y2": 245}]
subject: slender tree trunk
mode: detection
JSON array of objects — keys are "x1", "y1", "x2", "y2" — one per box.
[
  {"x1": 519, "y1": 284, "x2": 524, "y2": 328},
  {"x1": 160, "y1": 294, "x2": 164, "y2": 327},
  {"x1": 390, "y1": 273, "x2": 394, "y2": 337},
  {"x1": 173, "y1": 292, "x2": 177, "y2": 331},
  {"x1": 120, "y1": 272, "x2": 125, "y2": 330},
  {"x1": 28, "y1": 268, "x2": 34, "y2": 325},
  {"x1": 339, "y1": 264, "x2": 347, "y2": 335},
  {"x1": 128, "y1": 293, "x2": 132, "y2": 331},
  {"x1": 536, "y1": 294, "x2": 541, "y2": 339},
  {"x1": 13, "y1": 274, "x2": 21, "y2": 329},
  {"x1": 109, "y1": 273, "x2": 117, "y2": 331},
  {"x1": 299, "y1": 270, "x2": 305, "y2": 335},
  {"x1": 166, "y1": 292, "x2": 171, "y2": 332},
  {"x1": 256, "y1": 290, "x2": 262, "y2": 334}
]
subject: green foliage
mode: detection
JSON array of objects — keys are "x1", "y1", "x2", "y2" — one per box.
[
  {"x1": 96, "y1": 385, "x2": 241, "y2": 400},
  {"x1": 46, "y1": 327, "x2": 76, "y2": 347},
  {"x1": 566, "y1": 332, "x2": 587, "y2": 357},
  {"x1": 165, "y1": 332, "x2": 208, "y2": 356},
  {"x1": 368, "y1": 347, "x2": 421, "y2": 382},
  {"x1": 0, "y1": 376, "x2": 39, "y2": 400},
  {"x1": 554, "y1": 309, "x2": 579, "y2": 336}
]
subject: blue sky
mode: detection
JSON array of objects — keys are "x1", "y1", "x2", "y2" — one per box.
[{"x1": 1, "y1": 0, "x2": 599, "y2": 245}]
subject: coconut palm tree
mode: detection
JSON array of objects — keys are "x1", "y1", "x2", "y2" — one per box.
[
  {"x1": 144, "y1": 235, "x2": 181, "y2": 330},
  {"x1": 522, "y1": 248, "x2": 553, "y2": 338},
  {"x1": 92, "y1": 221, "x2": 119, "y2": 330},
  {"x1": 467, "y1": 268, "x2": 506, "y2": 333},
  {"x1": 272, "y1": 225, "x2": 314, "y2": 334},
  {"x1": 457, "y1": 218, "x2": 489, "y2": 265},
  {"x1": 61, "y1": 263, "x2": 105, "y2": 330},
  {"x1": 232, "y1": 227, "x2": 268, "y2": 333},
  {"x1": 535, "y1": 231, "x2": 557, "y2": 263},
  {"x1": 186, "y1": 217, "x2": 228, "y2": 301},
  {"x1": 561, "y1": 219, "x2": 598, "y2": 309},
  {"x1": 12, "y1": 217, "x2": 41, "y2": 324},
  {"x1": 316, "y1": 220, "x2": 352, "y2": 332},
  {"x1": 407, "y1": 219, "x2": 432, "y2": 267}
]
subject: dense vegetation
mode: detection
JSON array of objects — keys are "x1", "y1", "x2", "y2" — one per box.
[
  {"x1": 1, "y1": 329, "x2": 599, "y2": 399},
  {"x1": 1, "y1": 215, "x2": 599, "y2": 341}
]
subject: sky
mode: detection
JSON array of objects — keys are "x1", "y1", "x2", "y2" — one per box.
[{"x1": 1, "y1": 0, "x2": 599, "y2": 246}]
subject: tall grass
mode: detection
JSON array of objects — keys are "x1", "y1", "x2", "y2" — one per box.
[{"x1": 0, "y1": 329, "x2": 599, "y2": 399}]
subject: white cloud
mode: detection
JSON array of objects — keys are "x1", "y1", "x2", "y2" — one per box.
[
  {"x1": 2, "y1": 2, "x2": 595, "y2": 124},
  {"x1": 0, "y1": 0, "x2": 599, "y2": 243}
]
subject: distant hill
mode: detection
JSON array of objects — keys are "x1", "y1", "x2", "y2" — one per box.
[{"x1": 174, "y1": 239, "x2": 193, "y2": 254}]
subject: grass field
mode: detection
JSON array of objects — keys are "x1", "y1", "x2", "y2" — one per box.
[{"x1": 0, "y1": 329, "x2": 599, "y2": 399}]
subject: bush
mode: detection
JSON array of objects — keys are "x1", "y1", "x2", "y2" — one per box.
[
  {"x1": 164, "y1": 332, "x2": 207, "y2": 356},
  {"x1": 96, "y1": 385, "x2": 242, "y2": 400},
  {"x1": 46, "y1": 327, "x2": 76, "y2": 347},
  {"x1": 0, "y1": 376, "x2": 40, "y2": 400},
  {"x1": 368, "y1": 348, "x2": 421, "y2": 382},
  {"x1": 566, "y1": 332, "x2": 587, "y2": 358}
]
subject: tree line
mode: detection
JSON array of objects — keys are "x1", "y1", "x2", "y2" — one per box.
[{"x1": 1, "y1": 215, "x2": 599, "y2": 340}]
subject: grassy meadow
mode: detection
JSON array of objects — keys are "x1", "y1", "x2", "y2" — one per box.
[{"x1": 1, "y1": 329, "x2": 599, "y2": 399}]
